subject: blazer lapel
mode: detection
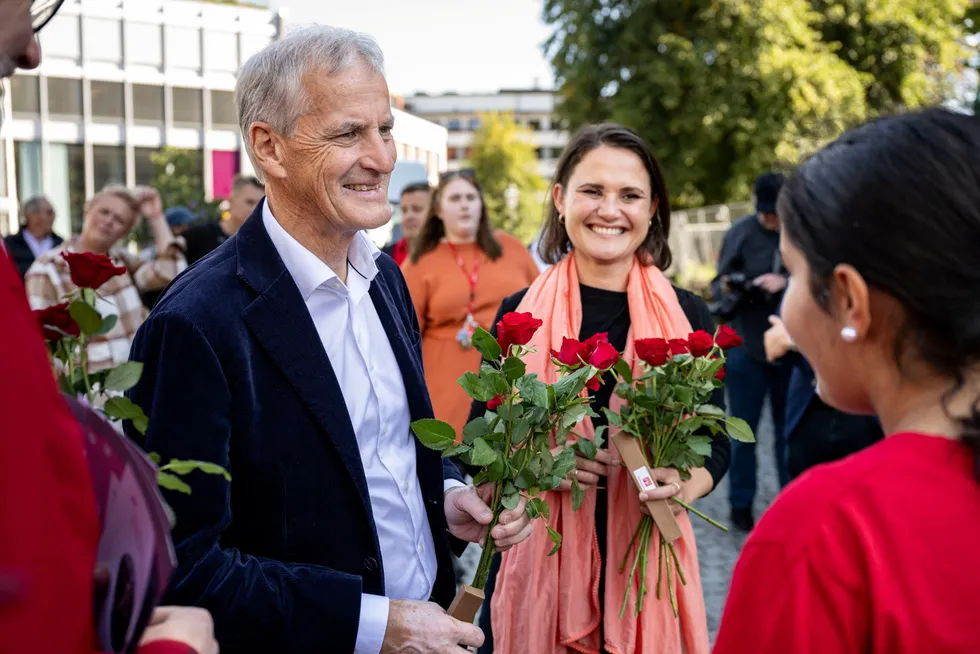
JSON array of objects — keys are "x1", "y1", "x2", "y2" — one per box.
[{"x1": 236, "y1": 206, "x2": 374, "y2": 524}]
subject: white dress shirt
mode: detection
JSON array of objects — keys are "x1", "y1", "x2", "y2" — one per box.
[
  {"x1": 263, "y1": 203, "x2": 459, "y2": 654},
  {"x1": 22, "y1": 230, "x2": 55, "y2": 259}
]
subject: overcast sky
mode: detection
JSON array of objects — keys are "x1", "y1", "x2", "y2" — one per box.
[{"x1": 270, "y1": 0, "x2": 556, "y2": 96}]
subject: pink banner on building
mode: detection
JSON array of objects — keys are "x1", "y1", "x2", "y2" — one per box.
[{"x1": 211, "y1": 150, "x2": 240, "y2": 199}]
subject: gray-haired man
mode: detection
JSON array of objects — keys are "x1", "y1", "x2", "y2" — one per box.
[{"x1": 126, "y1": 25, "x2": 534, "y2": 654}]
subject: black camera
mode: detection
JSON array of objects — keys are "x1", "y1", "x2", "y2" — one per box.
[{"x1": 710, "y1": 272, "x2": 762, "y2": 320}]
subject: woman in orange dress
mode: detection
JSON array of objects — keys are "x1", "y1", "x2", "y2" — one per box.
[{"x1": 401, "y1": 172, "x2": 540, "y2": 437}]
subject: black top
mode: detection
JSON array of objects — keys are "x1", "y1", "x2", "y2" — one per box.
[
  {"x1": 712, "y1": 214, "x2": 785, "y2": 361},
  {"x1": 3, "y1": 230, "x2": 64, "y2": 279},
  {"x1": 465, "y1": 283, "x2": 731, "y2": 489},
  {"x1": 181, "y1": 221, "x2": 229, "y2": 266}
]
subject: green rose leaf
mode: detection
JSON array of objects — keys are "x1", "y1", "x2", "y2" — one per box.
[
  {"x1": 705, "y1": 357, "x2": 726, "y2": 379},
  {"x1": 104, "y1": 361, "x2": 144, "y2": 392},
  {"x1": 501, "y1": 356, "x2": 526, "y2": 383},
  {"x1": 68, "y1": 300, "x2": 103, "y2": 336},
  {"x1": 697, "y1": 404, "x2": 726, "y2": 418},
  {"x1": 540, "y1": 447, "x2": 555, "y2": 474},
  {"x1": 487, "y1": 454, "x2": 507, "y2": 482},
  {"x1": 93, "y1": 313, "x2": 118, "y2": 337},
  {"x1": 503, "y1": 480, "x2": 517, "y2": 495},
  {"x1": 459, "y1": 372, "x2": 495, "y2": 402},
  {"x1": 687, "y1": 435, "x2": 714, "y2": 457},
  {"x1": 576, "y1": 437, "x2": 598, "y2": 461},
  {"x1": 511, "y1": 418, "x2": 532, "y2": 445},
  {"x1": 514, "y1": 468, "x2": 536, "y2": 489},
  {"x1": 148, "y1": 452, "x2": 161, "y2": 464},
  {"x1": 495, "y1": 402, "x2": 524, "y2": 422},
  {"x1": 614, "y1": 358, "x2": 633, "y2": 383},
  {"x1": 525, "y1": 496, "x2": 550, "y2": 521},
  {"x1": 443, "y1": 443, "x2": 472, "y2": 458},
  {"x1": 560, "y1": 403, "x2": 589, "y2": 430},
  {"x1": 571, "y1": 477, "x2": 585, "y2": 512},
  {"x1": 538, "y1": 474, "x2": 562, "y2": 491},
  {"x1": 469, "y1": 438, "x2": 498, "y2": 467},
  {"x1": 515, "y1": 374, "x2": 550, "y2": 409},
  {"x1": 485, "y1": 368, "x2": 511, "y2": 396},
  {"x1": 411, "y1": 419, "x2": 457, "y2": 451},
  {"x1": 674, "y1": 386, "x2": 695, "y2": 407},
  {"x1": 160, "y1": 459, "x2": 232, "y2": 481},
  {"x1": 157, "y1": 471, "x2": 192, "y2": 495},
  {"x1": 593, "y1": 426, "x2": 607, "y2": 450},
  {"x1": 472, "y1": 328, "x2": 502, "y2": 361},
  {"x1": 547, "y1": 525, "x2": 562, "y2": 556},
  {"x1": 462, "y1": 417, "x2": 489, "y2": 445},
  {"x1": 603, "y1": 408, "x2": 622, "y2": 426},
  {"x1": 501, "y1": 491, "x2": 521, "y2": 511},
  {"x1": 725, "y1": 416, "x2": 756, "y2": 443},
  {"x1": 677, "y1": 416, "x2": 704, "y2": 434},
  {"x1": 553, "y1": 365, "x2": 590, "y2": 401},
  {"x1": 103, "y1": 396, "x2": 149, "y2": 435},
  {"x1": 551, "y1": 447, "x2": 577, "y2": 479}
]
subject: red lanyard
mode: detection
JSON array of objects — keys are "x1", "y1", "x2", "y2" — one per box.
[{"x1": 447, "y1": 242, "x2": 479, "y2": 316}]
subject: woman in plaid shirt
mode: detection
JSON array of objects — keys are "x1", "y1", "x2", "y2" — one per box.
[{"x1": 25, "y1": 185, "x2": 186, "y2": 373}]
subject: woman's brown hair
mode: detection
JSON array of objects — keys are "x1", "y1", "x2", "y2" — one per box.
[
  {"x1": 409, "y1": 171, "x2": 503, "y2": 263},
  {"x1": 537, "y1": 123, "x2": 673, "y2": 270}
]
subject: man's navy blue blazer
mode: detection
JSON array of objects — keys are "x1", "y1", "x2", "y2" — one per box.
[{"x1": 126, "y1": 201, "x2": 464, "y2": 653}]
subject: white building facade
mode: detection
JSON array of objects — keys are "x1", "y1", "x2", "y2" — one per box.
[
  {"x1": 0, "y1": 0, "x2": 448, "y2": 240},
  {"x1": 403, "y1": 89, "x2": 568, "y2": 181}
]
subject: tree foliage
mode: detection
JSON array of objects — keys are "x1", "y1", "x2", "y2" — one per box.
[
  {"x1": 544, "y1": 0, "x2": 971, "y2": 207},
  {"x1": 467, "y1": 112, "x2": 548, "y2": 244}
]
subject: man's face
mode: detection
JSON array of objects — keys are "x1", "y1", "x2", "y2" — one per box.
[
  {"x1": 399, "y1": 190, "x2": 429, "y2": 239},
  {"x1": 25, "y1": 199, "x2": 55, "y2": 234},
  {"x1": 228, "y1": 183, "x2": 265, "y2": 223},
  {"x1": 0, "y1": 1, "x2": 41, "y2": 78},
  {"x1": 273, "y1": 60, "x2": 396, "y2": 235}
]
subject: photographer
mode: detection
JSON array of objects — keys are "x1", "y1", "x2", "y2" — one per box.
[{"x1": 711, "y1": 172, "x2": 792, "y2": 531}]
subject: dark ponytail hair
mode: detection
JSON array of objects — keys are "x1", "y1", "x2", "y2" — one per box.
[{"x1": 778, "y1": 108, "x2": 980, "y2": 481}]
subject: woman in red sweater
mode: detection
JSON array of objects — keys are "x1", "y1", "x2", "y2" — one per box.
[{"x1": 713, "y1": 109, "x2": 980, "y2": 653}]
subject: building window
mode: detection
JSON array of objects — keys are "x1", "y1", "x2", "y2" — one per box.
[
  {"x1": 447, "y1": 147, "x2": 458, "y2": 160},
  {"x1": 535, "y1": 147, "x2": 545, "y2": 160},
  {"x1": 47, "y1": 77, "x2": 82, "y2": 118},
  {"x1": 90, "y1": 80, "x2": 124, "y2": 121},
  {"x1": 47, "y1": 143, "x2": 86, "y2": 234},
  {"x1": 468, "y1": 118, "x2": 480, "y2": 130},
  {"x1": 92, "y1": 145, "x2": 126, "y2": 191},
  {"x1": 447, "y1": 119, "x2": 461, "y2": 131},
  {"x1": 14, "y1": 141, "x2": 42, "y2": 208},
  {"x1": 210, "y1": 90, "x2": 237, "y2": 128},
  {"x1": 83, "y1": 17, "x2": 122, "y2": 64},
  {"x1": 528, "y1": 119, "x2": 542, "y2": 131},
  {"x1": 132, "y1": 84, "x2": 164, "y2": 124},
  {"x1": 10, "y1": 75, "x2": 40, "y2": 116},
  {"x1": 134, "y1": 147, "x2": 157, "y2": 186},
  {"x1": 172, "y1": 87, "x2": 203, "y2": 126}
]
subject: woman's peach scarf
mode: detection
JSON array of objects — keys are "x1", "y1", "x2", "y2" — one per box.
[{"x1": 490, "y1": 253, "x2": 709, "y2": 654}]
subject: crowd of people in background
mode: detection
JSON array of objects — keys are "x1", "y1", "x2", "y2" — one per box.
[{"x1": 2, "y1": 5, "x2": 978, "y2": 654}]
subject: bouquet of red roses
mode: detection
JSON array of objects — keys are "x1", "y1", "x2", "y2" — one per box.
[
  {"x1": 603, "y1": 325, "x2": 753, "y2": 618},
  {"x1": 412, "y1": 311, "x2": 617, "y2": 621}
]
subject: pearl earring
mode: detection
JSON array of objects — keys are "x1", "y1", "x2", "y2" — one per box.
[{"x1": 841, "y1": 327, "x2": 857, "y2": 342}]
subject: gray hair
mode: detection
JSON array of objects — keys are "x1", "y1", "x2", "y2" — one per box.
[
  {"x1": 22, "y1": 195, "x2": 52, "y2": 215},
  {"x1": 235, "y1": 25, "x2": 385, "y2": 180}
]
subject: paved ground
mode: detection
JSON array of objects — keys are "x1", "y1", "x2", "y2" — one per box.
[{"x1": 455, "y1": 405, "x2": 782, "y2": 647}]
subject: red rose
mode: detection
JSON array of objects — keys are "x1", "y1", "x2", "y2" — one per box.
[
  {"x1": 687, "y1": 330, "x2": 715, "y2": 358},
  {"x1": 635, "y1": 337, "x2": 670, "y2": 367},
  {"x1": 487, "y1": 395, "x2": 505, "y2": 411},
  {"x1": 61, "y1": 251, "x2": 127, "y2": 289},
  {"x1": 35, "y1": 303, "x2": 80, "y2": 341},
  {"x1": 553, "y1": 337, "x2": 588, "y2": 367},
  {"x1": 496, "y1": 311, "x2": 543, "y2": 354},
  {"x1": 583, "y1": 332, "x2": 610, "y2": 359},
  {"x1": 715, "y1": 365, "x2": 726, "y2": 381},
  {"x1": 668, "y1": 338, "x2": 690, "y2": 357},
  {"x1": 586, "y1": 374, "x2": 601, "y2": 392},
  {"x1": 715, "y1": 325, "x2": 743, "y2": 350},
  {"x1": 589, "y1": 340, "x2": 620, "y2": 370}
]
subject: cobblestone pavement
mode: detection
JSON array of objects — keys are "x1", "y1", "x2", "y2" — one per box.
[{"x1": 455, "y1": 405, "x2": 782, "y2": 647}]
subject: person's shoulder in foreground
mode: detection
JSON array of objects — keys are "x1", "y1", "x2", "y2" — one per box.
[{"x1": 714, "y1": 432, "x2": 980, "y2": 654}]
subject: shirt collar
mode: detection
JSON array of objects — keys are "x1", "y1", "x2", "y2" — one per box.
[{"x1": 262, "y1": 199, "x2": 381, "y2": 301}]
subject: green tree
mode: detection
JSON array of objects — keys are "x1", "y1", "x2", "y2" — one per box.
[
  {"x1": 544, "y1": 0, "x2": 970, "y2": 207},
  {"x1": 150, "y1": 146, "x2": 207, "y2": 211},
  {"x1": 467, "y1": 112, "x2": 548, "y2": 243}
]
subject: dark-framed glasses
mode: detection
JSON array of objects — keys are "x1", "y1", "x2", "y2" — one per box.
[
  {"x1": 32, "y1": 0, "x2": 65, "y2": 33},
  {"x1": 439, "y1": 168, "x2": 476, "y2": 181}
]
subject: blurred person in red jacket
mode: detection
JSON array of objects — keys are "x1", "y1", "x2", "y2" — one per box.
[{"x1": 0, "y1": 2, "x2": 217, "y2": 653}]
